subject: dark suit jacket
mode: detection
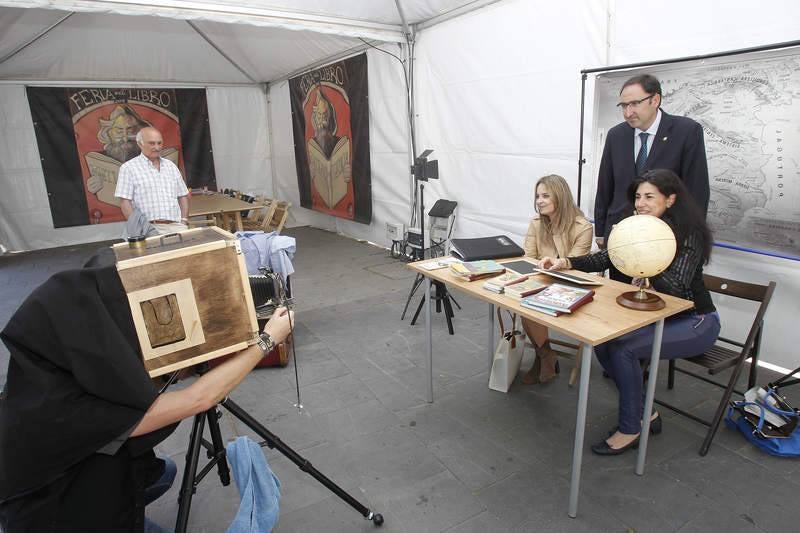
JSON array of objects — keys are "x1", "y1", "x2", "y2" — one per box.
[{"x1": 593, "y1": 110, "x2": 709, "y2": 240}]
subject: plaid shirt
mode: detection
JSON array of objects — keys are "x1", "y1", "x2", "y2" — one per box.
[{"x1": 115, "y1": 153, "x2": 188, "y2": 222}]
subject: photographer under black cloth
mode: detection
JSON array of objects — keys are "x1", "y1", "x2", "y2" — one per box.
[{"x1": 0, "y1": 263, "x2": 178, "y2": 531}]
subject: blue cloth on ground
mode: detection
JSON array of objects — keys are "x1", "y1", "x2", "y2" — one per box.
[
  {"x1": 236, "y1": 231, "x2": 296, "y2": 281},
  {"x1": 225, "y1": 436, "x2": 281, "y2": 533}
]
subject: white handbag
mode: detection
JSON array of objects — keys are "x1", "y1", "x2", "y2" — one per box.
[{"x1": 488, "y1": 309, "x2": 525, "y2": 393}]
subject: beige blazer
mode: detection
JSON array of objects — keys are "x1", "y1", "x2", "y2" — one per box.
[{"x1": 523, "y1": 215, "x2": 593, "y2": 260}]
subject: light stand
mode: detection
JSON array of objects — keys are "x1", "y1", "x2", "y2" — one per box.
[{"x1": 399, "y1": 151, "x2": 460, "y2": 334}]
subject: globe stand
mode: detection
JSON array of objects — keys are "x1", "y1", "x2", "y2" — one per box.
[{"x1": 616, "y1": 278, "x2": 665, "y2": 311}]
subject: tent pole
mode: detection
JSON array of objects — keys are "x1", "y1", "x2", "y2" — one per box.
[
  {"x1": 0, "y1": 12, "x2": 74, "y2": 67},
  {"x1": 186, "y1": 20, "x2": 258, "y2": 84},
  {"x1": 264, "y1": 83, "x2": 280, "y2": 202}
]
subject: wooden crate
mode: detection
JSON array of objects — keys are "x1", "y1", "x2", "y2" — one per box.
[{"x1": 113, "y1": 226, "x2": 258, "y2": 376}]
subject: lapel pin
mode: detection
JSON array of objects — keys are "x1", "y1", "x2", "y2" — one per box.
[{"x1": 662, "y1": 136, "x2": 668, "y2": 141}]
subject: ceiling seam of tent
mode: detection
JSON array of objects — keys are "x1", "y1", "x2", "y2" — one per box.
[
  {"x1": 0, "y1": 11, "x2": 74, "y2": 67},
  {"x1": 8, "y1": 0, "x2": 406, "y2": 42},
  {"x1": 414, "y1": 0, "x2": 505, "y2": 31},
  {"x1": 393, "y1": 0, "x2": 412, "y2": 41},
  {"x1": 185, "y1": 19, "x2": 257, "y2": 83},
  {"x1": 270, "y1": 42, "x2": 377, "y2": 85},
  {"x1": 0, "y1": 79, "x2": 257, "y2": 87}
]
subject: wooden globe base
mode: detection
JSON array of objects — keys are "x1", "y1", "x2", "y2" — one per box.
[{"x1": 616, "y1": 290, "x2": 665, "y2": 311}]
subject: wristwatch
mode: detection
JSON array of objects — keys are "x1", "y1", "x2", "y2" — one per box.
[{"x1": 256, "y1": 332, "x2": 274, "y2": 355}]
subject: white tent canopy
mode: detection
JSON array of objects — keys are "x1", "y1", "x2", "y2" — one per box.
[{"x1": 1, "y1": 0, "x2": 799, "y2": 370}]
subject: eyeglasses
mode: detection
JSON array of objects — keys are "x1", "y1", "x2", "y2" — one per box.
[{"x1": 616, "y1": 94, "x2": 655, "y2": 110}]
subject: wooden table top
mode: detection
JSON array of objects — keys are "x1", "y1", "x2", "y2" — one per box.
[
  {"x1": 188, "y1": 193, "x2": 255, "y2": 216},
  {"x1": 409, "y1": 257, "x2": 694, "y2": 346}
]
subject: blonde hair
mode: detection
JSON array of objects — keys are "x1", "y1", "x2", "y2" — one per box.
[{"x1": 534, "y1": 174, "x2": 584, "y2": 242}]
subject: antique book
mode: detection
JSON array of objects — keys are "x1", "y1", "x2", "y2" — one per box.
[
  {"x1": 450, "y1": 260, "x2": 505, "y2": 281},
  {"x1": 419, "y1": 257, "x2": 462, "y2": 271},
  {"x1": 482, "y1": 271, "x2": 529, "y2": 293},
  {"x1": 521, "y1": 283, "x2": 595, "y2": 314},
  {"x1": 519, "y1": 299, "x2": 562, "y2": 316},
  {"x1": 308, "y1": 137, "x2": 350, "y2": 208},
  {"x1": 504, "y1": 277, "x2": 548, "y2": 299}
]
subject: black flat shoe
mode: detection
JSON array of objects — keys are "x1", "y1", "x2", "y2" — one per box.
[
  {"x1": 591, "y1": 435, "x2": 639, "y2": 456},
  {"x1": 607, "y1": 413, "x2": 663, "y2": 437}
]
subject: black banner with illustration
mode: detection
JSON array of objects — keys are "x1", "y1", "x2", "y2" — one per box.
[
  {"x1": 289, "y1": 53, "x2": 372, "y2": 223},
  {"x1": 27, "y1": 87, "x2": 215, "y2": 228}
]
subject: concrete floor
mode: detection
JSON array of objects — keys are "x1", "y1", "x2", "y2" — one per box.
[{"x1": 1, "y1": 226, "x2": 799, "y2": 532}]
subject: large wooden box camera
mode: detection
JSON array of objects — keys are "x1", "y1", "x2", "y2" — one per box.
[{"x1": 112, "y1": 227, "x2": 258, "y2": 377}]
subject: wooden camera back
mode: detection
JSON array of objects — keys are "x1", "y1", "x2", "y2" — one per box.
[{"x1": 113, "y1": 227, "x2": 258, "y2": 376}]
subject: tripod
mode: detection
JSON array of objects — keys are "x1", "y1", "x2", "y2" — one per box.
[{"x1": 174, "y1": 387, "x2": 383, "y2": 531}]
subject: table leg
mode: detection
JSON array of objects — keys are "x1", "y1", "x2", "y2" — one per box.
[
  {"x1": 425, "y1": 276, "x2": 433, "y2": 403},
  {"x1": 221, "y1": 212, "x2": 232, "y2": 232},
  {"x1": 636, "y1": 318, "x2": 664, "y2": 475},
  {"x1": 234, "y1": 212, "x2": 244, "y2": 232},
  {"x1": 568, "y1": 343, "x2": 594, "y2": 518},
  {"x1": 487, "y1": 303, "x2": 495, "y2": 373}
]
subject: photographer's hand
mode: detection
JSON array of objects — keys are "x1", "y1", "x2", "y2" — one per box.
[
  {"x1": 263, "y1": 306, "x2": 293, "y2": 341},
  {"x1": 132, "y1": 307, "x2": 296, "y2": 437}
]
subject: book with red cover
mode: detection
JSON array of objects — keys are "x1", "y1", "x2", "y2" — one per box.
[{"x1": 520, "y1": 283, "x2": 594, "y2": 313}]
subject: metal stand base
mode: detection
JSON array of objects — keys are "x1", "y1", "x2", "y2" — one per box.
[
  {"x1": 175, "y1": 397, "x2": 384, "y2": 531},
  {"x1": 410, "y1": 280, "x2": 460, "y2": 335}
]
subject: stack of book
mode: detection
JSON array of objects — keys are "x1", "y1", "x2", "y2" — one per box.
[
  {"x1": 482, "y1": 271, "x2": 529, "y2": 293},
  {"x1": 449, "y1": 260, "x2": 505, "y2": 281},
  {"x1": 520, "y1": 283, "x2": 595, "y2": 316},
  {"x1": 504, "y1": 277, "x2": 548, "y2": 299}
]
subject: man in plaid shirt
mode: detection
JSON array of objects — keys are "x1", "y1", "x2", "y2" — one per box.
[{"x1": 115, "y1": 127, "x2": 189, "y2": 235}]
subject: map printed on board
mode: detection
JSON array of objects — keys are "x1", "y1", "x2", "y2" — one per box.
[{"x1": 590, "y1": 49, "x2": 800, "y2": 259}]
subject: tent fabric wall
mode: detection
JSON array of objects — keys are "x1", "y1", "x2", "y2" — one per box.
[{"x1": 412, "y1": 0, "x2": 607, "y2": 241}]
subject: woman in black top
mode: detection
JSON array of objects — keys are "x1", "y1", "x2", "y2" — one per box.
[{"x1": 539, "y1": 169, "x2": 720, "y2": 455}]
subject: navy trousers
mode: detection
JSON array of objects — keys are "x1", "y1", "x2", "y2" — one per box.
[{"x1": 595, "y1": 312, "x2": 720, "y2": 434}]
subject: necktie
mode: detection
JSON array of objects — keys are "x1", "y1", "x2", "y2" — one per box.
[{"x1": 635, "y1": 132, "x2": 649, "y2": 176}]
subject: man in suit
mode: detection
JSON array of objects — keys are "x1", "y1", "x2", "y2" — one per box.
[{"x1": 594, "y1": 74, "x2": 709, "y2": 280}]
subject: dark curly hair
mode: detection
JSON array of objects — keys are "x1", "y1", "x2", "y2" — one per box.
[{"x1": 627, "y1": 168, "x2": 713, "y2": 263}]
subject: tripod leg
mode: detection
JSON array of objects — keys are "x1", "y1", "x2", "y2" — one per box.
[
  {"x1": 205, "y1": 408, "x2": 231, "y2": 486},
  {"x1": 401, "y1": 274, "x2": 424, "y2": 320},
  {"x1": 449, "y1": 292, "x2": 461, "y2": 310},
  {"x1": 176, "y1": 412, "x2": 207, "y2": 533},
  {"x1": 410, "y1": 291, "x2": 426, "y2": 326},
  {"x1": 220, "y1": 398, "x2": 384, "y2": 526},
  {"x1": 442, "y1": 295, "x2": 455, "y2": 335}
]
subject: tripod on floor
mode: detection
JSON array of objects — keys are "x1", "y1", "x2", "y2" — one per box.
[
  {"x1": 400, "y1": 249, "x2": 461, "y2": 335},
  {"x1": 174, "y1": 368, "x2": 384, "y2": 531}
]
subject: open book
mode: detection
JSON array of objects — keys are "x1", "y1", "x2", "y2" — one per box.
[{"x1": 308, "y1": 137, "x2": 350, "y2": 208}]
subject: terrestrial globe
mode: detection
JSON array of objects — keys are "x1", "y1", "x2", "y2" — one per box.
[{"x1": 606, "y1": 215, "x2": 676, "y2": 310}]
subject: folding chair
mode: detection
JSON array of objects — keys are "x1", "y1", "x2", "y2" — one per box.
[
  {"x1": 654, "y1": 273, "x2": 776, "y2": 456},
  {"x1": 266, "y1": 200, "x2": 291, "y2": 233},
  {"x1": 241, "y1": 198, "x2": 278, "y2": 232}
]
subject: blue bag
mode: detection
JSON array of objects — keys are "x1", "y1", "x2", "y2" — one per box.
[{"x1": 725, "y1": 386, "x2": 800, "y2": 457}]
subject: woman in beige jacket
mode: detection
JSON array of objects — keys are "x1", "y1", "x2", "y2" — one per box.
[{"x1": 521, "y1": 174, "x2": 593, "y2": 384}]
